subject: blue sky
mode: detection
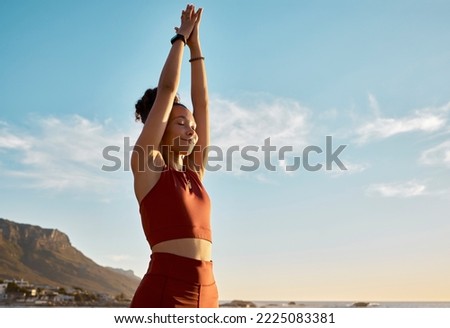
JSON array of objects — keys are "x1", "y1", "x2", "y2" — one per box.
[{"x1": 1, "y1": 0, "x2": 450, "y2": 301}]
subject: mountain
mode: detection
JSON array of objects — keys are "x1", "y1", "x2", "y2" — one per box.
[{"x1": 0, "y1": 218, "x2": 140, "y2": 298}]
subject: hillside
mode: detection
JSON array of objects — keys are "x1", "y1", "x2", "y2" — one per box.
[{"x1": 0, "y1": 218, "x2": 140, "y2": 298}]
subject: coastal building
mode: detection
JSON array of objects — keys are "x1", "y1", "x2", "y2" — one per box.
[
  {"x1": 0, "y1": 283, "x2": 7, "y2": 300},
  {"x1": 4, "y1": 278, "x2": 31, "y2": 288},
  {"x1": 54, "y1": 294, "x2": 75, "y2": 303}
]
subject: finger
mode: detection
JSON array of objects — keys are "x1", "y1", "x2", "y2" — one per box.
[
  {"x1": 183, "y1": 7, "x2": 192, "y2": 19},
  {"x1": 196, "y1": 8, "x2": 203, "y2": 22}
]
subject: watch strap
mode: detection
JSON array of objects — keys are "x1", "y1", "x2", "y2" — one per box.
[{"x1": 170, "y1": 33, "x2": 186, "y2": 45}]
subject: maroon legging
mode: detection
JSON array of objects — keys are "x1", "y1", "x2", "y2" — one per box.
[{"x1": 130, "y1": 252, "x2": 219, "y2": 308}]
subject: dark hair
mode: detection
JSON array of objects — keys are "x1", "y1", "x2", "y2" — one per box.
[{"x1": 135, "y1": 88, "x2": 182, "y2": 124}]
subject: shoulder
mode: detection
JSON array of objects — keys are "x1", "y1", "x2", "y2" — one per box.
[
  {"x1": 131, "y1": 148, "x2": 165, "y2": 175},
  {"x1": 132, "y1": 150, "x2": 166, "y2": 204}
]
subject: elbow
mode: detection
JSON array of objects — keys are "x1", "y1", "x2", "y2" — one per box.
[{"x1": 158, "y1": 81, "x2": 178, "y2": 96}]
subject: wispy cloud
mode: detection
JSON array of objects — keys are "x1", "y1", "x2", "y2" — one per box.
[
  {"x1": 354, "y1": 97, "x2": 449, "y2": 144},
  {"x1": 0, "y1": 95, "x2": 314, "y2": 191},
  {"x1": 211, "y1": 95, "x2": 311, "y2": 147},
  {"x1": 419, "y1": 140, "x2": 450, "y2": 168},
  {"x1": 366, "y1": 180, "x2": 427, "y2": 198},
  {"x1": 209, "y1": 94, "x2": 311, "y2": 173},
  {"x1": 0, "y1": 126, "x2": 33, "y2": 150},
  {"x1": 327, "y1": 160, "x2": 369, "y2": 177},
  {"x1": 368, "y1": 93, "x2": 381, "y2": 118},
  {"x1": 0, "y1": 115, "x2": 131, "y2": 193}
]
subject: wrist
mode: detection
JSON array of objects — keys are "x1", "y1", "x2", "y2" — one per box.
[
  {"x1": 188, "y1": 45, "x2": 201, "y2": 54},
  {"x1": 188, "y1": 39, "x2": 201, "y2": 47},
  {"x1": 175, "y1": 28, "x2": 190, "y2": 40},
  {"x1": 170, "y1": 33, "x2": 187, "y2": 46}
]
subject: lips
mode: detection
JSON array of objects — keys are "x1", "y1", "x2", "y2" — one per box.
[{"x1": 181, "y1": 138, "x2": 195, "y2": 144}]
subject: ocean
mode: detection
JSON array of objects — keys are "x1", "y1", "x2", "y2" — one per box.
[{"x1": 220, "y1": 300, "x2": 450, "y2": 308}]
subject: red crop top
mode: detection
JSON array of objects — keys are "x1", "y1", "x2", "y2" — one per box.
[{"x1": 139, "y1": 166, "x2": 211, "y2": 247}]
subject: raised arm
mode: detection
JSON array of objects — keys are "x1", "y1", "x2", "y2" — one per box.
[
  {"x1": 132, "y1": 5, "x2": 198, "y2": 174},
  {"x1": 186, "y1": 8, "x2": 210, "y2": 179}
]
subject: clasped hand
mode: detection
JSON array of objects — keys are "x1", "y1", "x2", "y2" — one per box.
[{"x1": 175, "y1": 4, "x2": 203, "y2": 47}]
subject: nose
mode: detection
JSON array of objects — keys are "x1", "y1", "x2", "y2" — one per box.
[{"x1": 186, "y1": 126, "x2": 195, "y2": 137}]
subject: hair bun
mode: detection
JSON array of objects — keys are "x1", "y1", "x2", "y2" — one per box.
[{"x1": 135, "y1": 88, "x2": 158, "y2": 124}]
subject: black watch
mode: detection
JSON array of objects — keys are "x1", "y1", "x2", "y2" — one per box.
[{"x1": 170, "y1": 33, "x2": 186, "y2": 46}]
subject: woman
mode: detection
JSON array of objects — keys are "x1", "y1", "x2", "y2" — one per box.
[{"x1": 130, "y1": 4, "x2": 218, "y2": 308}]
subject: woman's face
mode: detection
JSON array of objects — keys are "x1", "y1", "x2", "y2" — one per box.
[{"x1": 161, "y1": 104, "x2": 198, "y2": 155}]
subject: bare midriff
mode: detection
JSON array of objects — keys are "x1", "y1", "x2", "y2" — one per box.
[{"x1": 151, "y1": 238, "x2": 212, "y2": 261}]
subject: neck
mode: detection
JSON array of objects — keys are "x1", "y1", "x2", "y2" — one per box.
[{"x1": 162, "y1": 148, "x2": 184, "y2": 171}]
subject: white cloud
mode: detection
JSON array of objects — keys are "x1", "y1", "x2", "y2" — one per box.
[
  {"x1": 327, "y1": 160, "x2": 370, "y2": 177},
  {"x1": 211, "y1": 95, "x2": 311, "y2": 148},
  {"x1": 0, "y1": 115, "x2": 133, "y2": 193},
  {"x1": 209, "y1": 95, "x2": 311, "y2": 174},
  {"x1": 0, "y1": 128, "x2": 33, "y2": 150},
  {"x1": 419, "y1": 140, "x2": 450, "y2": 168},
  {"x1": 355, "y1": 98, "x2": 449, "y2": 144},
  {"x1": 366, "y1": 180, "x2": 427, "y2": 198},
  {"x1": 368, "y1": 93, "x2": 381, "y2": 118},
  {"x1": 0, "y1": 94, "x2": 313, "y2": 190}
]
